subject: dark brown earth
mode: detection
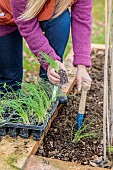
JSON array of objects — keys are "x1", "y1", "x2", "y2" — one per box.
[
  {"x1": 37, "y1": 49, "x2": 105, "y2": 166},
  {"x1": 58, "y1": 69, "x2": 68, "y2": 85}
]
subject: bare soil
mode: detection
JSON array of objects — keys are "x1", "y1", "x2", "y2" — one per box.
[
  {"x1": 37, "y1": 49, "x2": 106, "y2": 166},
  {"x1": 58, "y1": 69, "x2": 68, "y2": 85}
]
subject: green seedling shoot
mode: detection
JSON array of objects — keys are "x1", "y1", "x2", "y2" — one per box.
[
  {"x1": 72, "y1": 121, "x2": 101, "y2": 144},
  {"x1": 3, "y1": 100, "x2": 29, "y2": 124},
  {"x1": 39, "y1": 52, "x2": 59, "y2": 72},
  {"x1": 0, "y1": 106, "x2": 5, "y2": 123},
  {"x1": 0, "y1": 80, "x2": 60, "y2": 125}
]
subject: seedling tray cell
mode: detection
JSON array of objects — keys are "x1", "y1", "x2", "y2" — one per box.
[
  {"x1": 32, "y1": 130, "x2": 44, "y2": 141},
  {"x1": 0, "y1": 127, "x2": 7, "y2": 136},
  {"x1": 8, "y1": 127, "x2": 19, "y2": 138},
  {"x1": 48, "y1": 99, "x2": 59, "y2": 121},
  {"x1": 2, "y1": 121, "x2": 47, "y2": 140},
  {"x1": 19, "y1": 128, "x2": 32, "y2": 139}
]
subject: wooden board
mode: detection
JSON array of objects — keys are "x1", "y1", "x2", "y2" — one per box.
[
  {"x1": 24, "y1": 155, "x2": 109, "y2": 170},
  {"x1": 0, "y1": 50, "x2": 76, "y2": 170},
  {"x1": 91, "y1": 43, "x2": 105, "y2": 50}
]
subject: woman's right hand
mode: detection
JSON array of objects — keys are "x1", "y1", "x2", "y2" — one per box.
[{"x1": 47, "y1": 60, "x2": 67, "y2": 85}]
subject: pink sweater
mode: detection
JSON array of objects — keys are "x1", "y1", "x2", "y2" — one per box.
[{"x1": 0, "y1": 0, "x2": 92, "y2": 69}]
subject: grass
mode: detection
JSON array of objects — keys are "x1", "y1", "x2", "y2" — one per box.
[
  {"x1": 7, "y1": 154, "x2": 22, "y2": 170},
  {"x1": 92, "y1": 0, "x2": 105, "y2": 44},
  {"x1": 63, "y1": 37, "x2": 72, "y2": 59}
]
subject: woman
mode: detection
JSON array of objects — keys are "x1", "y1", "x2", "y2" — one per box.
[{"x1": 0, "y1": 0, "x2": 92, "y2": 94}]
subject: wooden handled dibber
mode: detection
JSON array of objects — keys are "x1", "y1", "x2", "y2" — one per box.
[{"x1": 77, "y1": 82, "x2": 90, "y2": 129}]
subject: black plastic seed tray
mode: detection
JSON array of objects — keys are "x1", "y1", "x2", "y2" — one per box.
[
  {"x1": 48, "y1": 99, "x2": 59, "y2": 119},
  {"x1": 0, "y1": 99, "x2": 59, "y2": 141}
]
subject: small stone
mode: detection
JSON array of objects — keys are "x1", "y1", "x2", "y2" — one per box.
[
  {"x1": 83, "y1": 161, "x2": 88, "y2": 165},
  {"x1": 54, "y1": 129, "x2": 57, "y2": 132},
  {"x1": 40, "y1": 145, "x2": 43, "y2": 150},
  {"x1": 90, "y1": 161, "x2": 98, "y2": 167},
  {"x1": 50, "y1": 141, "x2": 53, "y2": 147},
  {"x1": 63, "y1": 157, "x2": 69, "y2": 161},
  {"x1": 101, "y1": 139, "x2": 103, "y2": 144},
  {"x1": 65, "y1": 153, "x2": 69, "y2": 157},
  {"x1": 51, "y1": 149, "x2": 58, "y2": 155},
  {"x1": 39, "y1": 149, "x2": 44, "y2": 154}
]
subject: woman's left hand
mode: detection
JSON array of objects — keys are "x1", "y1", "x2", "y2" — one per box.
[{"x1": 76, "y1": 65, "x2": 92, "y2": 91}]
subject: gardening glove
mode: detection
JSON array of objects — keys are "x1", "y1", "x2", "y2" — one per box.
[
  {"x1": 76, "y1": 65, "x2": 92, "y2": 91},
  {"x1": 47, "y1": 60, "x2": 67, "y2": 85}
]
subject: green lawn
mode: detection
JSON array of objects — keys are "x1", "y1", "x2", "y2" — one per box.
[{"x1": 92, "y1": 0, "x2": 105, "y2": 44}]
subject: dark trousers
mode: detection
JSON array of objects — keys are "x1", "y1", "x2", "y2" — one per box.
[
  {"x1": 0, "y1": 9, "x2": 70, "y2": 93},
  {"x1": 0, "y1": 29, "x2": 23, "y2": 93}
]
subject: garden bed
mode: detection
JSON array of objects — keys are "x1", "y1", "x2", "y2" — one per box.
[{"x1": 36, "y1": 49, "x2": 113, "y2": 168}]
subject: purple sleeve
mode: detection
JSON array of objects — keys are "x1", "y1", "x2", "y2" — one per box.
[
  {"x1": 71, "y1": 0, "x2": 92, "y2": 67},
  {"x1": 10, "y1": 0, "x2": 61, "y2": 70}
]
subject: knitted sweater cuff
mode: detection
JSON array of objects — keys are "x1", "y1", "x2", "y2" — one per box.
[{"x1": 73, "y1": 54, "x2": 92, "y2": 67}]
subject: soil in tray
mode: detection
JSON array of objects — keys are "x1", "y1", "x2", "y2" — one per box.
[{"x1": 36, "y1": 49, "x2": 105, "y2": 165}]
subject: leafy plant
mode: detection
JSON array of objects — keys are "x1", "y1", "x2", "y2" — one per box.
[
  {"x1": 0, "y1": 80, "x2": 59, "y2": 125},
  {"x1": 2, "y1": 99, "x2": 29, "y2": 124},
  {"x1": 72, "y1": 121, "x2": 102, "y2": 144},
  {"x1": 38, "y1": 78, "x2": 59, "y2": 101},
  {"x1": 21, "y1": 82, "x2": 56, "y2": 121}
]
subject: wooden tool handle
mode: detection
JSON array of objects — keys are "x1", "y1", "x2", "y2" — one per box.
[
  {"x1": 78, "y1": 82, "x2": 90, "y2": 114},
  {"x1": 82, "y1": 81, "x2": 90, "y2": 91}
]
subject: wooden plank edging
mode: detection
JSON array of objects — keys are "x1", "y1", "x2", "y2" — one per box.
[
  {"x1": 91, "y1": 43, "x2": 105, "y2": 50},
  {"x1": 24, "y1": 155, "x2": 109, "y2": 170}
]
